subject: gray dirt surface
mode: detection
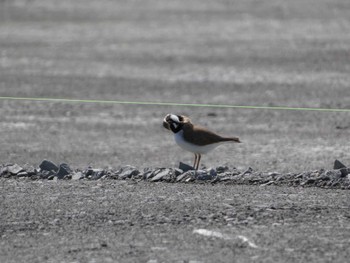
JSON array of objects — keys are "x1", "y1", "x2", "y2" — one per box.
[
  {"x1": 1, "y1": 0, "x2": 350, "y2": 262},
  {"x1": 1, "y1": 179, "x2": 350, "y2": 263}
]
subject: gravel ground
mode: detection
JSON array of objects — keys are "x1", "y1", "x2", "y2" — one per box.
[
  {"x1": 2, "y1": 159, "x2": 350, "y2": 189},
  {"x1": 1, "y1": 177, "x2": 350, "y2": 263},
  {"x1": 1, "y1": 160, "x2": 350, "y2": 262}
]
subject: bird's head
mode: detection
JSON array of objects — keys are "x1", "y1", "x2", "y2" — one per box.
[{"x1": 163, "y1": 114, "x2": 190, "y2": 133}]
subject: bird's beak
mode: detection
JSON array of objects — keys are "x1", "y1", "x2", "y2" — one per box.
[
  {"x1": 163, "y1": 120, "x2": 170, "y2": 130},
  {"x1": 163, "y1": 115, "x2": 171, "y2": 130}
]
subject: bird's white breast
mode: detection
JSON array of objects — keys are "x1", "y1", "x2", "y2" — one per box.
[{"x1": 174, "y1": 130, "x2": 222, "y2": 154}]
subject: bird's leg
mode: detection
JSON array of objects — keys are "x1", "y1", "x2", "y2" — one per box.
[
  {"x1": 193, "y1": 154, "x2": 198, "y2": 170},
  {"x1": 196, "y1": 154, "x2": 201, "y2": 170}
]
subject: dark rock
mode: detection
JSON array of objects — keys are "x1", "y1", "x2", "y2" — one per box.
[
  {"x1": 179, "y1": 162, "x2": 194, "y2": 172},
  {"x1": 91, "y1": 170, "x2": 105, "y2": 180},
  {"x1": 196, "y1": 169, "x2": 216, "y2": 181},
  {"x1": 151, "y1": 169, "x2": 172, "y2": 182},
  {"x1": 47, "y1": 174, "x2": 55, "y2": 180},
  {"x1": 305, "y1": 178, "x2": 316, "y2": 185},
  {"x1": 39, "y1": 160, "x2": 59, "y2": 172},
  {"x1": 84, "y1": 168, "x2": 94, "y2": 177},
  {"x1": 334, "y1": 159, "x2": 347, "y2": 170},
  {"x1": 208, "y1": 168, "x2": 217, "y2": 177},
  {"x1": 56, "y1": 163, "x2": 72, "y2": 179},
  {"x1": 174, "y1": 168, "x2": 183, "y2": 176},
  {"x1": 195, "y1": 170, "x2": 209, "y2": 180},
  {"x1": 84, "y1": 168, "x2": 105, "y2": 180},
  {"x1": 216, "y1": 166, "x2": 229, "y2": 174},
  {"x1": 339, "y1": 168, "x2": 349, "y2": 177}
]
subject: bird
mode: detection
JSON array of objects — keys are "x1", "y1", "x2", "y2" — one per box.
[{"x1": 163, "y1": 114, "x2": 241, "y2": 170}]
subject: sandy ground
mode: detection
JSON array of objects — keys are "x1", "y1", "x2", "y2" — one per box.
[
  {"x1": 1, "y1": 0, "x2": 350, "y2": 262},
  {"x1": 1, "y1": 179, "x2": 350, "y2": 263}
]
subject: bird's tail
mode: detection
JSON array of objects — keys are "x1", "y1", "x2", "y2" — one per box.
[{"x1": 221, "y1": 136, "x2": 241, "y2": 143}]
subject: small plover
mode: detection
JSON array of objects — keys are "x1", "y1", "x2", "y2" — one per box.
[{"x1": 163, "y1": 114, "x2": 241, "y2": 170}]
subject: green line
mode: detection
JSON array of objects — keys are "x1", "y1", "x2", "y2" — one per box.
[{"x1": 0, "y1": 96, "x2": 349, "y2": 112}]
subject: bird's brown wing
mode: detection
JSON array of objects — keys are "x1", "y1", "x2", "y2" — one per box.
[{"x1": 183, "y1": 125, "x2": 238, "y2": 146}]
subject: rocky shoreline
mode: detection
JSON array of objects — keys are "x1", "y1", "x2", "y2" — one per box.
[{"x1": 1, "y1": 159, "x2": 350, "y2": 189}]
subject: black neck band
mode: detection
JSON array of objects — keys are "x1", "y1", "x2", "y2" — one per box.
[{"x1": 170, "y1": 123, "x2": 183, "y2": 133}]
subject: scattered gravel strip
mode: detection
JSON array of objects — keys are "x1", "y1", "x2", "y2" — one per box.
[{"x1": 1, "y1": 160, "x2": 350, "y2": 189}]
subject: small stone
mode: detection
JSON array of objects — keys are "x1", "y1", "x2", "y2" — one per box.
[
  {"x1": 185, "y1": 176, "x2": 194, "y2": 182},
  {"x1": 72, "y1": 171, "x2": 83, "y2": 180},
  {"x1": 304, "y1": 178, "x2": 316, "y2": 185},
  {"x1": 39, "y1": 160, "x2": 58, "y2": 172},
  {"x1": 47, "y1": 174, "x2": 55, "y2": 180},
  {"x1": 334, "y1": 160, "x2": 347, "y2": 170},
  {"x1": 83, "y1": 168, "x2": 93, "y2": 177},
  {"x1": 177, "y1": 170, "x2": 195, "y2": 182},
  {"x1": 179, "y1": 162, "x2": 194, "y2": 172},
  {"x1": 208, "y1": 168, "x2": 217, "y2": 177},
  {"x1": 117, "y1": 165, "x2": 139, "y2": 179},
  {"x1": 174, "y1": 168, "x2": 183, "y2": 176},
  {"x1": 143, "y1": 169, "x2": 154, "y2": 180},
  {"x1": 195, "y1": 169, "x2": 216, "y2": 180},
  {"x1": 94, "y1": 170, "x2": 105, "y2": 180},
  {"x1": 219, "y1": 176, "x2": 233, "y2": 182},
  {"x1": 56, "y1": 163, "x2": 72, "y2": 179},
  {"x1": 260, "y1": 181, "x2": 274, "y2": 187},
  {"x1": 210, "y1": 176, "x2": 220, "y2": 184},
  {"x1": 151, "y1": 169, "x2": 172, "y2": 182},
  {"x1": 325, "y1": 170, "x2": 342, "y2": 180},
  {"x1": 176, "y1": 172, "x2": 189, "y2": 182},
  {"x1": 195, "y1": 170, "x2": 208, "y2": 180},
  {"x1": 7, "y1": 164, "x2": 24, "y2": 175},
  {"x1": 339, "y1": 168, "x2": 349, "y2": 177},
  {"x1": 216, "y1": 166, "x2": 229, "y2": 174},
  {"x1": 242, "y1": 167, "x2": 253, "y2": 175},
  {"x1": 17, "y1": 172, "x2": 28, "y2": 177}
]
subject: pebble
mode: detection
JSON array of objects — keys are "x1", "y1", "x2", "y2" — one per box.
[
  {"x1": 17, "y1": 172, "x2": 28, "y2": 177},
  {"x1": 216, "y1": 166, "x2": 229, "y2": 174},
  {"x1": 1, "y1": 159, "x2": 350, "y2": 189},
  {"x1": 117, "y1": 165, "x2": 139, "y2": 179},
  {"x1": 142, "y1": 169, "x2": 154, "y2": 180},
  {"x1": 179, "y1": 162, "x2": 194, "y2": 172},
  {"x1": 174, "y1": 168, "x2": 183, "y2": 176},
  {"x1": 2, "y1": 164, "x2": 24, "y2": 175},
  {"x1": 39, "y1": 160, "x2": 58, "y2": 173},
  {"x1": 176, "y1": 172, "x2": 190, "y2": 182},
  {"x1": 242, "y1": 167, "x2": 253, "y2": 175},
  {"x1": 334, "y1": 159, "x2": 347, "y2": 170},
  {"x1": 71, "y1": 172, "x2": 83, "y2": 181},
  {"x1": 56, "y1": 163, "x2": 72, "y2": 179},
  {"x1": 195, "y1": 169, "x2": 216, "y2": 181},
  {"x1": 152, "y1": 169, "x2": 173, "y2": 182}
]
